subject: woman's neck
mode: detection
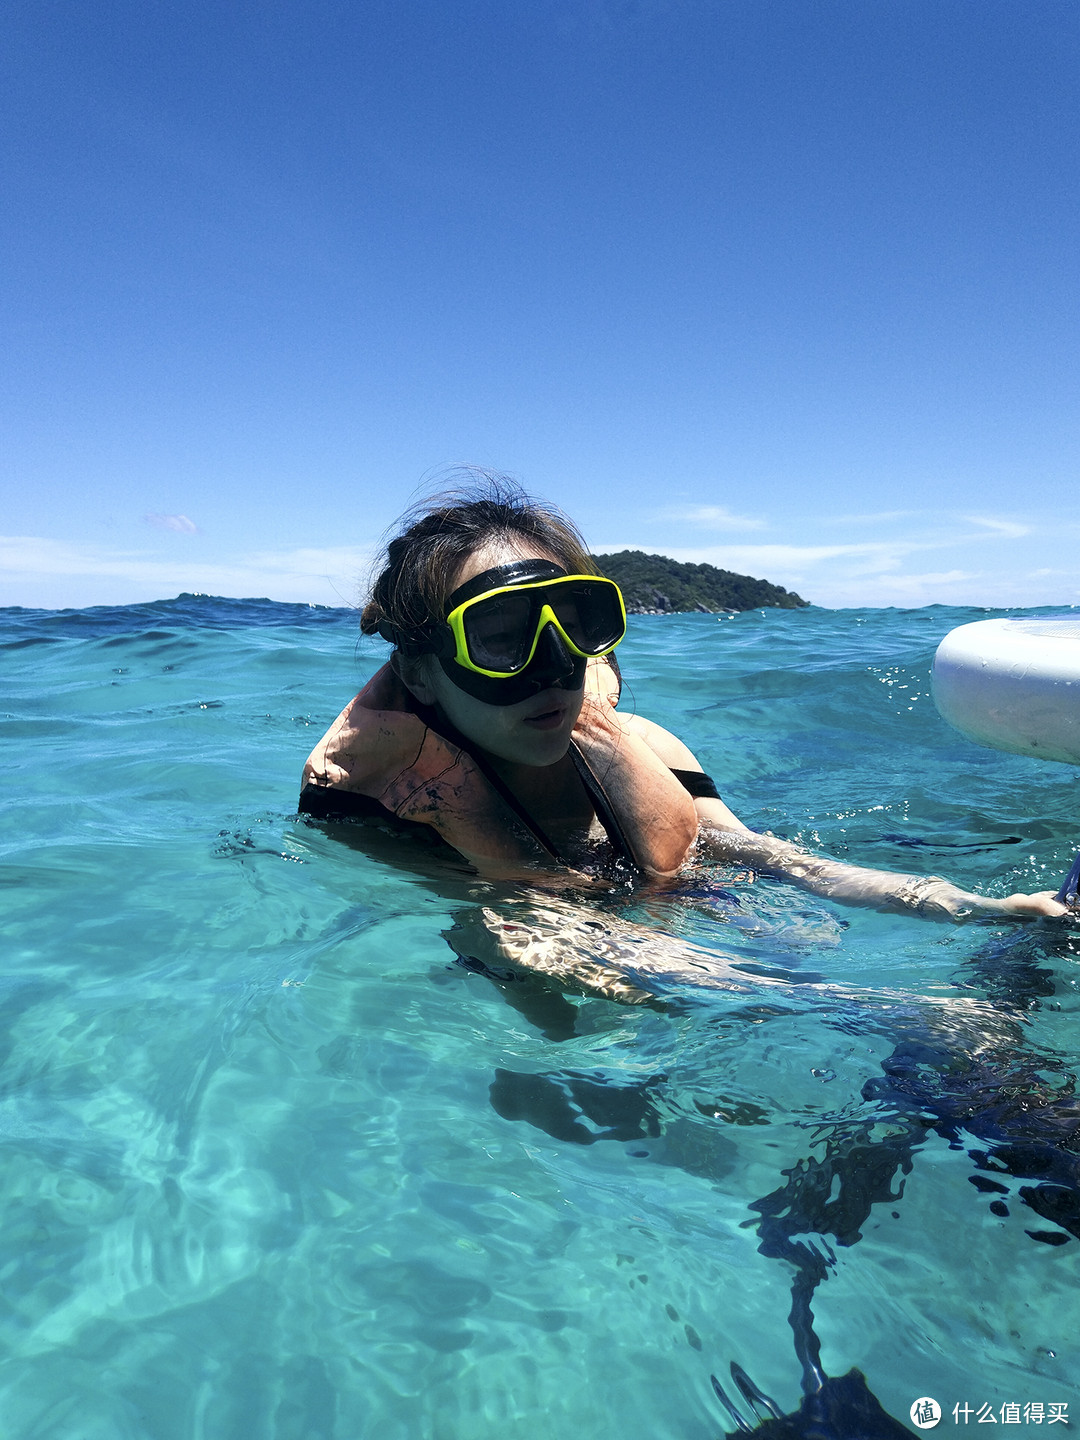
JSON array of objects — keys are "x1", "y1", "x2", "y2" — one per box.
[{"x1": 486, "y1": 750, "x2": 596, "y2": 844}]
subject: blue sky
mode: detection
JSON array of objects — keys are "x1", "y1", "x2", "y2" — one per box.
[{"x1": 2, "y1": 0, "x2": 1077, "y2": 610}]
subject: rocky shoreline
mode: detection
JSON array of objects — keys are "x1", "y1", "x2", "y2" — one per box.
[{"x1": 625, "y1": 596, "x2": 738, "y2": 616}]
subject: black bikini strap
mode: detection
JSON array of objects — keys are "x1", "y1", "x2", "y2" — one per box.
[
  {"x1": 670, "y1": 767, "x2": 721, "y2": 801},
  {"x1": 568, "y1": 742, "x2": 639, "y2": 872},
  {"x1": 469, "y1": 745, "x2": 567, "y2": 865},
  {"x1": 419, "y1": 702, "x2": 640, "y2": 874},
  {"x1": 425, "y1": 712, "x2": 567, "y2": 866}
]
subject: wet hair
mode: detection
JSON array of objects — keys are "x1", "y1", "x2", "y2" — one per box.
[{"x1": 360, "y1": 474, "x2": 597, "y2": 650}]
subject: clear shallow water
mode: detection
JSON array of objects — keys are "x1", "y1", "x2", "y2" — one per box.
[{"x1": 3, "y1": 595, "x2": 1080, "y2": 1439}]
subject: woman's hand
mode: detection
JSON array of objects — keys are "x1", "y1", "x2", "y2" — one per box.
[
  {"x1": 984, "y1": 891, "x2": 1072, "y2": 919},
  {"x1": 696, "y1": 825, "x2": 1078, "y2": 923}
]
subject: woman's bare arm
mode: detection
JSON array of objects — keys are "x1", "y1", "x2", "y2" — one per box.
[
  {"x1": 697, "y1": 823, "x2": 1069, "y2": 921},
  {"x1": 447, "y1": 896, "x2": 818, "y2": 1004},
  {"x1": 447, "y1": 897, "x2": 1057, "y2": 1033},
  {"x1": 625, "y1": 714, "x2": 1068, "y2": 920},
  {"x1": 622, "y1": 714, "x2": 749, "y2": 831}
]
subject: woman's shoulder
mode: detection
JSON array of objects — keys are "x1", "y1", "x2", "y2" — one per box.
[
  {"x1": 620, "y1": 712, "x2": 703, "y2": 771},
  {"x1": 302, "y1": 664, "x2": 428, "y2": 792},
  {"x1": 616, "y1": 713, "x2": 746, "y2": 830}
]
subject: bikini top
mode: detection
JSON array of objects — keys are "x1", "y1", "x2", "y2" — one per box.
[{"x1": 298, "y1": 657, "x2": 702, "y2": 878}]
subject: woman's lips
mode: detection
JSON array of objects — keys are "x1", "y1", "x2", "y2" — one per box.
[{"x1": 522, "y1": 704, "x2": 568, "y2": 731}]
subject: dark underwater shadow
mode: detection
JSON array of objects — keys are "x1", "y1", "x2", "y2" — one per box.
[
  {"x1": 484, "y1": 918, "x2": 1080, "y2": 1437},
  {"x1": 303, "y1": 812, "x2": 1080, "y2": 1435}
]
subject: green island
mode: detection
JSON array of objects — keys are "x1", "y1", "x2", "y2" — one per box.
[{"x1": 594, "y1": 550, "x2": 809, "y2": 614}]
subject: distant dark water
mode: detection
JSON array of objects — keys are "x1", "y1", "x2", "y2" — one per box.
[{"x1": 2, "y1": 596, "x2": 1078, "y2": 1436}]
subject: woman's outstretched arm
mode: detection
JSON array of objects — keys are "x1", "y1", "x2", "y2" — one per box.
[
  {"x1": 696, "y1": 823, "x2": 1069, "y2": 921},
  {"x1": 623, "y1": 714, "x2": 1068, "y2": 920}
]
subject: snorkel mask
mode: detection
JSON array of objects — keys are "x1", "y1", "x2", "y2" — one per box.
[{"x1": 380, "y1": 559, "x2": 627, "y2": 706}]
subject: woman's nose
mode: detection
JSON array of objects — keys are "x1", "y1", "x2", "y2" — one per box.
[{"x1": 532, "y1": 622, "x2": 577, "y2": 678}]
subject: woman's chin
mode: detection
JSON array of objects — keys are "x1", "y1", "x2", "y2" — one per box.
[{"x1": 502, "y1": 714, "x2": 575, "y2": 767}]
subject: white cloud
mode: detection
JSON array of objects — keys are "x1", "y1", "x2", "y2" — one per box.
[
  {"x1": 963, "y1": 515, "x2": 1031, "y2": 539},
  {"x1": 594, "y1": 511, "x2": 1080, "y2": 608},
  {"x1": 4, "y1": 509, "x2": 1073, "y2": 613},
  {"x1": 677, "y1": 542, "x2": 903, "y2": 570},
  {"x1": 143, "y1": 513, "x2": 200, "y2": 535},
  {"x1": 817, "y1": 570, "x2": 983, "y2": 607},
  {"x1": 659, "y1": 504, "x2": 766, "y2": 532},
  {"x1": 599, "y1": 539, "x2": 919, "y2": 576},
  {"x1": 829, "y1": 510, "x2": 918, "y2": 525},
  {"x1": 0, "y1": 536, "x2": 378, "y2": 610},
  {"x1": 826, "y1": 510, "x2": 1031, "y2": 539}
]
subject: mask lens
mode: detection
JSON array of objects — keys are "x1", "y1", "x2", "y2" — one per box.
[
  {"x1": 462, "y1": 590, "x2": 536, "y2": 672},
  {"x1": 549, "y1": 580, "x2": 625, "y2": 654}
]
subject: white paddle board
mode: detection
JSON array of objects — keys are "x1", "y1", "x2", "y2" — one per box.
[{"x1": 933, "y1": 615, "x2": 1080, "y2": 766}]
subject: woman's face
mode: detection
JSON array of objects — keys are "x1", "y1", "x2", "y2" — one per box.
[{"x1": 401, "y1": 540, "x2": 586, "y2": 768}]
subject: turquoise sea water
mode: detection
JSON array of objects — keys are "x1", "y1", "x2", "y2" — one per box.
[{"x1": 3, "y1": 596, "x2": 1080, "y2": 1439}]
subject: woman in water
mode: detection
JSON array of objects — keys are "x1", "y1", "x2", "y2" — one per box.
[
  {"x1": 302, "y1": 481, "x2": 1078, "y2": 1422},
  {"x1": 300, "y1": 482, "x2": 1067, "y2": 951}
]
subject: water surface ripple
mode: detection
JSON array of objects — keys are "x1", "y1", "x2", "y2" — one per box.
[{"x1": 3, "y1": 596, "x2": 1079, "y2": 1438}]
